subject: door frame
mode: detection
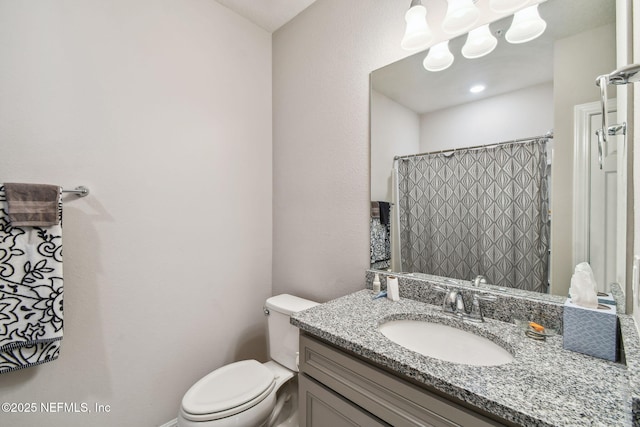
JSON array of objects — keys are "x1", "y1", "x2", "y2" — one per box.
[{"x1": 573, "y1": 98, "x2": 618, "y2": 267}]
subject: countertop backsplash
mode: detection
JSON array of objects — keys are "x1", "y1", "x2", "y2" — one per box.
[{"x1": 366, "y1": 269, "x2": 568, "y2": 332}]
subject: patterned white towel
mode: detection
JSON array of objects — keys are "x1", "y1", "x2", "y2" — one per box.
[{"x1": 0, "y1": 186, "x2": 63, "y2": 373}]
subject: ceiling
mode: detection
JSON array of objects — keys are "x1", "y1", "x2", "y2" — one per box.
[{"x1": 214, "y1": 0, "x2": 318, "y2": 32}]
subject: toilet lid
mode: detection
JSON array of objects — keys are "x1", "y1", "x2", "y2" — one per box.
[{"x1": 182, "y1": 360, "x2": 275, "y2": 416}]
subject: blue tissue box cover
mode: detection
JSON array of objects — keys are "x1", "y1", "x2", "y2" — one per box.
[{"x1": 563, "y1": 299, "x2": 618, "y2": 362}]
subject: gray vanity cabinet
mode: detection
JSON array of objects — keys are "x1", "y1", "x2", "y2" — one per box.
[
  {"x1": 299, "y1": 374, "x2": 390, "y2": 426},
  {"x1": 298, "y1": 333, "x2": 510, "y2": 427}
]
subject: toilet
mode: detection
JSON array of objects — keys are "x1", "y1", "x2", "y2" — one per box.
[{"x1": 177, "y1": 294, "x2": 318, "y2": 427}]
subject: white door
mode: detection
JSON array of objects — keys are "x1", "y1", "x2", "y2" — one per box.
[{"x1": 589, "y1": 109, "x2": 618, "y2": 291}]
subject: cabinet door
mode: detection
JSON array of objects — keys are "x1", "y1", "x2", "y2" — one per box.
[{"x1": 299, "y1": 374, "x2": 390, "y2": 427}]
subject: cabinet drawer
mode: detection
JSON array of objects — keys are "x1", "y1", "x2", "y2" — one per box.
[
  {"x1": 300, "y1": 373, "x2": 390, "y2": 427},
  {"x1": 299, "y1": 333, "x2": 508, "y2": 427}
]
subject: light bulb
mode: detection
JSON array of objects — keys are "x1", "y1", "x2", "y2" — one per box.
[
  {"x1": 505, "y1": 4, "x2": 547, "y2": 44},
  {"x1": 401, "y1": 2, "x2": 433, "y2": 51},
  {"x1": 423, "y1": 41, "x2": 454, "y2": 72},
  {"x1": 442, "y1": 0, "x2": 480, "y2": 34},
  {"x1": 462, "y1": 25, "x2": 498, "y2": 59}
]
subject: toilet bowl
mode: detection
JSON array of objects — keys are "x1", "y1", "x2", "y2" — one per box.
[{"x1": 178, "y1": 294, "x2": 318, "y2": 427}]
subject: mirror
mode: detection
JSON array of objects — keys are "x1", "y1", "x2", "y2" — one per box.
[{"x1": 370, "y1": 0, "x2": 617, "y2": 295}]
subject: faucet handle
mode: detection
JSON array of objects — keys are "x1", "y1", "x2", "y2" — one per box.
[
  {"x1": 431, "y1": 285, "x2": 448, "y2": 309},
  {"x1": 466, "y1": 293, "x2": 497, "y2": 323},
  {"x1": 431, "y1": 285, "x2": 447, "y2": 293}
]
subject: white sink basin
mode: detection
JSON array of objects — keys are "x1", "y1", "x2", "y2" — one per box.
[{"x1": 379, "y1": 320, "x2": 514, "y2": 366}]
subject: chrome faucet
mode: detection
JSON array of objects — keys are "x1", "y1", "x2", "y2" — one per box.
[{"x1": 432, "y1": 285, "x2": 496, "y2": 322}]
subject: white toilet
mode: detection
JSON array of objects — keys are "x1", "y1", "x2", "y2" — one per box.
[{"x1": 177, "y1": 294, "x2": 318, "y2": 427}]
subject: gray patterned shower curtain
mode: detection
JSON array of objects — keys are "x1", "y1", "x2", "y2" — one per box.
[{"x1": 397, "y1": 139, "x2": 550, "y2": 293}]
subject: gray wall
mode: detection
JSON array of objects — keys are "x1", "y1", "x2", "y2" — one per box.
[{"x1": 273, "y1": 0, "x2": 411, "y2": 302}]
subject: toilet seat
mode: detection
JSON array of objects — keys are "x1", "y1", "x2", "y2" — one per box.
[{"x1": 180, "y1": 360, "x2": 276, "y2": 422}]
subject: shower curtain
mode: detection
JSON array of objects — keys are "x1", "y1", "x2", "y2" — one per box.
[{"x1": 397, "y1": 139, "x2": 549, "y2": 292}]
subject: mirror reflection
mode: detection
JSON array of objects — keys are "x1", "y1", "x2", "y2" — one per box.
[{"x1": 370, "y1": 0, "x2": 616, "y2": 295}]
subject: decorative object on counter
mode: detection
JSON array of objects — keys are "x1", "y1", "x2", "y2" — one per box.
[
  {"x1": 387, "y1": 276, "x2": 400, "y2": 301},
  {"x1": 372, "y1": 273, "x2": 381, "y2": 293},
  {"x1": 0, "y1": 185, "x2": 64, "y2": 373},
  {"x1": 514, "y1": 319, "x2": 557, "y2": 341}
]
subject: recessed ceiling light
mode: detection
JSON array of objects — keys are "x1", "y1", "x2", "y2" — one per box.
[{"x1": 470, "y1": 84, "x2": 486, "y2": 93}]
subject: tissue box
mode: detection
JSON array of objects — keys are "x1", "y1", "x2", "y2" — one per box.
[
  {"x1": 597, "y1": 293, "x2": 616, "y2": 305},
  {"x1": 567, "y1": 292, "x2": 616, "y2": 305},
  {"x1": 563, "y1": 299, "x2": 618, "y2": 361}
]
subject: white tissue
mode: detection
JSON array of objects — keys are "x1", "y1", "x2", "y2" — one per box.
[
  {"x1": 575, "y1": 262, "x2": 598, "y2": 291},
  {"x1": 570, "y1": 263, "x2": 598, "y2": 309}
]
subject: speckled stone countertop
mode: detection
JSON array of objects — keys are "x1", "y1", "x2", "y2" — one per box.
[{"x1": 292, "y1": 289, "x2": 635, "y2": 426}]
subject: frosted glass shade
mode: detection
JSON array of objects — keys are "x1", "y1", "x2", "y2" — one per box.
[
  {"x1": 489, "y1": 0, "x2": 529, "y2": 14},
  {"x1": 442, "y1": 0, "x2": 480, "y2": 34},
  {"x1": 401, "y1": 4, "x2": 433, "y2": 51},
  {"x1": 423, "y1": 41, "x2": 454, "y2": 72},
  {"x1": 462, "y1": 25, "x2": 498, "y2": 59},
  {"x1": 505, "y1": 5, "x2": 547, "y2": 44}
]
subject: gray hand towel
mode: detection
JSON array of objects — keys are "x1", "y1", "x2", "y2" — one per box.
[
  {"x1": 371, "y1": 201, "x2": 380, "y2": 219},
  {"x1": 4, "y1": 183, "x2": 61, "y2": 226}
]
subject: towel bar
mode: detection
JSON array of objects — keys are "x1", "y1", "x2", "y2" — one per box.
[{"x1": 62, "y1": 186, "x2": 90, "y2": 197}]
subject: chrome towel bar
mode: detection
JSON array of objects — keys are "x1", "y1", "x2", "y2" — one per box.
[{"x1": 61, "y1": 186, "x2": 90, "y2": 197}]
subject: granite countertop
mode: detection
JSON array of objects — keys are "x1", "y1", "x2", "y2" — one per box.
[{"x1": 292, "y1": 290, "x2": 633, "y2": 427}]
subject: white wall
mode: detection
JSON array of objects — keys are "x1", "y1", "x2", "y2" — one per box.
[
  {"x1": 0, "y1": 1, "x2": 272, "y2": 426},
  {"x1": 552, "y1": 23, "x2": 616, "y2": 296},
  {"x1": 370, "y1": 90, "x2": 420, "y2": 202},
  {"x1": 419, "y1": 82, "x2": 553, "y2": 152}
]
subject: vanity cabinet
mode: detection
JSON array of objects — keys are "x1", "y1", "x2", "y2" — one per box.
[{"x1": 298, "y1": 333, "x2": 511, "y2": 427}]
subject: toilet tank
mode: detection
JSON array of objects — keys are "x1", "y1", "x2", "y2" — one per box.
[{"x1": 265, "y1": 294, "x2": 318, "y2": 372}]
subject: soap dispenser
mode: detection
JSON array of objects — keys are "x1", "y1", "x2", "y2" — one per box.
[{"x1": 373, "y1": 273, "x2": 381, "y2": 293}]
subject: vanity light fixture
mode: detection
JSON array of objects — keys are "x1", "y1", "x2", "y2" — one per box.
[
  {"x1": 408, "y1": 0, "x2": 547, "y2": 72},
  {"x1": 489, "y1": 0, "x2": 529, "y2": 14},
  {"x1": 505, "y1": 4, "x2": 547, "y2": 44},
  {"x1": 461, "y1": 25, "x2": 498, "y2": 59},
  {"x1": 401, "y1": 0, "x2": 433, "y2": 51},
  {"x1": 469, "y1": 84, "x2": 486, "y2": 93},
  {"x1": 423, "y1": 41, "x2": 454, "y2": 72},
  {"x1": 442, "y1": 0, "x2": 480, "y2": 34}
]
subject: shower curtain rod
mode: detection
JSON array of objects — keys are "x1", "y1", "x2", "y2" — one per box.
[{"x1": 393, "y1": 131, "x2": 554, "y2": 161}]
